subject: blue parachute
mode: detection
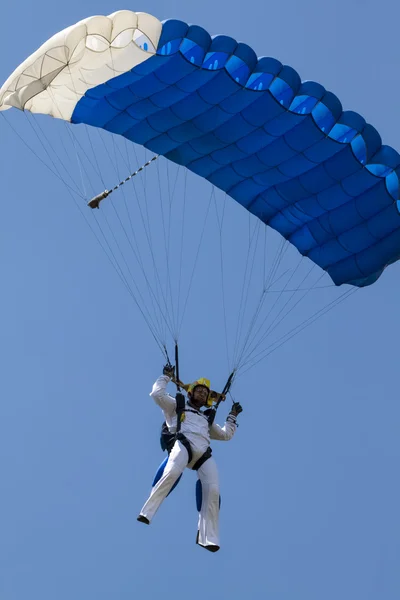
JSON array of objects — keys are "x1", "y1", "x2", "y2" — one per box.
[
  {"x1": 70, "y1": 19, "x2": 400, "y2": 287},
  {"x1": 2, "y1": 12, "x2": 400, "y2": 288}
]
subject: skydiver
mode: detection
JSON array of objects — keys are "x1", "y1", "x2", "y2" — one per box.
[{"x1": 137, "y1": 364, "x2": 243, "y2": 553}]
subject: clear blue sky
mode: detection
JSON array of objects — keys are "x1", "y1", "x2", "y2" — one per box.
[{"x1": 1, "y1": 1, "x2": 399, "y2": 599}]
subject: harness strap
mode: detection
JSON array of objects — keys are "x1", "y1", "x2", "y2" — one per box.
[
  {"x1": 175, "y1": 391, "x2": 186, "y2": 435},
  {"x1": 160, "y1": 426, "x2": 212, "y2": 471},
  {"x1": 176, "y1": 433, "x2": 212, "y2": 471},
  {"x1": 176, "y1": 432, "x2": 193, "y2": 464},
  {"x1": 192, "y1": 447, "x2": 212, "y2": 471}
]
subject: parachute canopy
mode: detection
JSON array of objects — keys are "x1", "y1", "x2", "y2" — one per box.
[{"x1": 2, "y1": 10, "x2": 400, "y2": 287}]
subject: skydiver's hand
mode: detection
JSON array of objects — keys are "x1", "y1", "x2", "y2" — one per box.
[
  {"x1": 230, "y1": 402, "x2": 243, "y2": 416},
  {"x1": 163, "y1": 363, "x2": 175, "y2": 378}
]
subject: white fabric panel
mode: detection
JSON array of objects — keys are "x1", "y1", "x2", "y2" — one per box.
[{"x1": 0, "y1": 10, "x2": 162, "y2": 121}]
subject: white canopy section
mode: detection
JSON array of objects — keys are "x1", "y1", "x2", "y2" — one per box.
[{"x1": 0, "y1": 10, "x2": 162, "y2": 121}]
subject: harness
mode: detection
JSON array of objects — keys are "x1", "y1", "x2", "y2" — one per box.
[
  {"x1": 160, "y1": 344, "x2": 235, "y2": 471},
  {"x1": 160, "y1": 402, "x2": 213, "y2": 471}
]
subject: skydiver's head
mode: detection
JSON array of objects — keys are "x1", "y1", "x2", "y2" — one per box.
[{"x1": 187, "y1": 378, "x2": 211, "y2": 409}]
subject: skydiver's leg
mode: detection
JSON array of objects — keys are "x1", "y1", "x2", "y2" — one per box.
[
  {"x1": 196, "y1": 457, "x2": 220, "y2": 551},
  {"x1": 138, "y1": 440, "x2": 188, "y2": 522}
]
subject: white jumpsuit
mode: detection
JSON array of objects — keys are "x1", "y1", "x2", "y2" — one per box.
[{"x1": 139, "y1": 375, "x2": 237, "y2": 550}]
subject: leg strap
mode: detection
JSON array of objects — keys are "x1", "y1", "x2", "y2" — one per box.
[
  {"x1": 192, "y1": 447, "x2": 212, "y2": 471},
  {"x1": 176, "y1": 432, "x2": 193, "y2": 464},
  {"x1": 175, "y1": 433, "x2": 212, "y2": 471}
]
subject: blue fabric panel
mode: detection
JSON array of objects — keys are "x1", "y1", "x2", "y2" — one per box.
[
  {"x1": 155, "y1": 55, "x2": 197, "y2": 85},
  {"x1": 261, "y1": 188, "x2": 291, "y2": 213},
  {"x1": 105, "y1": 87, "x2": 136, "y2": 111},
  {"x1": 296, "y1": 195, "x2": 330, "y2": 219},
  {"x1": 126, "y1": 54, "x2": 167, "y2": 78},
  {"x1": 304, "y1": 137, "x2": 345, "y2": 163},
  {"x1": 193, "y1": 106, "x2": 234, "y2": 134},
  {"x1": 278, "y1": 179, "x2": 310, "y2": 204},
  {"x1": 123, "y1": 120, "x2": 159, "y2": 145},
  {"x1": 249, "y1": 195, "x2": 276, "y2": 221},
  {"x1": 207, "y1": 165, "x2": 245, "y2": 191},
  {"x1": 357, "y1": 228, "x2": 400, "y2": 275},
  {"x1": 152, "y1": 456, "x2": 168, "y2": 486},
  {"x1": 103, "y1": 112, "x2": 138, "y2": 135},
  {"x1": 269, "y1": 211, "x2": 305, "y2": 237},
  {"x1": 212, "y1": 114, "x2": 255, "y2": 143},
  {"x1": 299, "y1": 165, "x2": 337, "y2": 195},
  {"x1": 165, "y1": 143, "x2": 203, "y2": 166},
  {"x1": 257, "y1": 138, "x2": 298, "y2": 166},
  {"x1": 290, "y1": 225, "x2": 319, "y2": 253},
  {"x1": 317, "y1": 184, "x2": 352, "y2": 211},
  {"x1": 234, "y1": 153, "x2": 271, "y2": 177},
  {"x1": 188, "y1": 155, "x2": 222, "y2": 178},
  {"x1": 327, "y1": 255, "x2": 364, "y2": 286},
  {"x1": 236, "y1": 129, "x2": 276, "y2": 155},
  {"x1": 189, "y1": 131, "x2": 228, "y2": 154},
  {"x1": 220, "y1": 88, "x2": 264, "y2": 114},
  {"x1": 212, "y1": 144, "x2": 248, "y2": 165},
  {"x1": 127, "y1": 98, "x2": 159, "y2": 120},
  {"x1": 356, "y1": 181, "x2": 393, "y2": 219},
  {"x1": 127, "y1": 73, "x2": 168, "y2": 97},
  {"x1": 172, "y1": 93, "x2": 211, "y2": 120},
  {"x1": 152, "y1": 456, "x2": 182, "y2": 496},
  {"x1": 147, "y1": 108, "x2": 183, "y2": 132},
  {"x1": 339, "y1": 223, "x2": 377, "y2": 254},
  {"x1": 324, "y1": 146, "x2": 362, "y2": 180},
  {"x1": 208, "y1": 35, "x2": 237, "y2": 54},
  {"x1": 176, "y1": 69, "x2": 218, "y2": 93},
  {"x1": 252, "y1": 56, "x2": 282, "y2": 77},
  {"x1": 198, "y1": 71, "x2": 240, "y2": 104},
  {"x1": 232, "y1": 42, "x2": 258, "y2": 68},
  {"x1": 85, "y1": 82, "x2": 114, "y2": 100},
  {"x1": 158, "y1": 19, "x2": 189, "y2": 49},
  {"x1": 195, "y1": 480, "x2": 221, "y2": 511},
  {"x1": 229, "y1": 179, "x2": 266, "y2": 205},
  {"x1": 308, "y1": 238, "x2": 353, "y2": 268},
  {"x1": 145, "y1": 133, "x2": 181, "y2": 155},
  {"x1": 371, "y1": 145, "x2": 400, "y2": 169},
  {"x1": 264, "y1": 112, "x2": 305, "y2": 137},
  {"x1": 342, "y1": 169, "x2": 382, "y2": 197},
  {"x1": 241, "y1": 94, "x2": 286, "y2": 127},
  {"x1": 167, "y1": 122, "x2": 203, "y2": 144},
  {"x1": 253, "y1": 168, "x2": 290, "y2": 187},
  {"x1": 286, "y1": 119, "x2": 325, "y2": 151},
  {"x1": 196, "y1": 480, "x2": 202, "y2": 512},
  {"x1": 277, "y1": 65, "x2": 302, "y2": 91},
  {"x1": 71, "y1": 18, "x2": 400, "y2": 287},
  {"x1": 184, "y1": 24, "x2": 212, "y2": 49},
  {"x1": 151, "y1": 85, "x2": 188, "y2": 108}
]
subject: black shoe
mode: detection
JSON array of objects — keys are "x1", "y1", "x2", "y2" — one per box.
[
  {"x1": 137, "y1": 514, "x2": 150, "y2": 525},
  {"x1": 203, "y1": 544, "x2": 220, "y2": 553},
  {"x1": 196, "y1": 532, "x2": 220, "y2": 553}
]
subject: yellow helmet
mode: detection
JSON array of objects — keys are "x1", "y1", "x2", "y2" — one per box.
[{"x1": 187, "y1": 378, "x2": 213, "y2": 406}]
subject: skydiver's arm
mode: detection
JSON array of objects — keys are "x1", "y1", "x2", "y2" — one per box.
[
  {"x1": 210, "y1": 414, "x2": 237, "y2": 441},
  {"x1": 149, "y1": 375, "x2": 176, "y2": 416}
]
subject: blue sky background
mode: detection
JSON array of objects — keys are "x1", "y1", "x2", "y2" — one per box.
[{"x1": 1, "y1": 1, "x2": 399, "y2": 599}]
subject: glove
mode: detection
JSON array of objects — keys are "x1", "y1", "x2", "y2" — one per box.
[
  {"x1": 230, "y1": 402, "x2": 243, "y2": 416},
  {"x1": 163, "y1": 363, "x2": 175, "y2": 378}
]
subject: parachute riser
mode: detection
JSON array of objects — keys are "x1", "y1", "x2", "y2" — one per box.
[
  {"x1": 207, "y1": 371, "x2": 235, "y2": 426},
  {"x1": 88, "y1": 155, "x2": 159, "y2": 209},
  {"x1": 174, "y1": 344, "x2": 185, "y2": 435}
]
